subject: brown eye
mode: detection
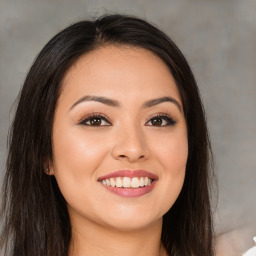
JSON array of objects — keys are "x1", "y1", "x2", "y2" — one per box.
[
  {"x1": 79, "y1": 115, "x2": 111, "y2": 126},
  {"x1": 89, "y1": 117, "x2": 102, "y2": 126},
  {"x1": 151, "y1": 117, "x2": 163, "y2": 126},
  {"x1": 146, "y1": 115, "x2": 176, "y2": 127}
]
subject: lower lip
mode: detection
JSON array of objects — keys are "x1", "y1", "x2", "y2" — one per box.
[{"x1": 100, "y1": 181, "x2": 157, "y2": 197}]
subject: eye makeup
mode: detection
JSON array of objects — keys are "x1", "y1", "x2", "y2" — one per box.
[
  {"x1": 145, "y1": 113, "x2": 177, "y2": 127},
  {"x1": 77, "y1": 111, "x2": 177, "y2": 127},
  {"x1": 78, "y1": 112, "x2": 111, "y2": 126}
]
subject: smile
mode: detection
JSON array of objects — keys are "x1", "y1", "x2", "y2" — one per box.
[
  {"x1": 98, "y1": 170, "x2": 158, "y2": 197},
  {"x1": 101, "y1": 177, "x2": 153, "y2": 188}
]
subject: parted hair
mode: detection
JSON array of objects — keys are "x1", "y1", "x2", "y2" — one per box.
[{"x1": 0, "y1": 14, "x2": 214, "y2": 256}]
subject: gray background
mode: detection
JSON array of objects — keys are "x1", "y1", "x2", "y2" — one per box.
[{"x1": 0, "y1": 0, "x2": 255, "y2": 254}]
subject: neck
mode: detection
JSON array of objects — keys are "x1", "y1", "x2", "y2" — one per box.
[{"x1": 68, "y1": 214, "x2": 167, "y2": 256}]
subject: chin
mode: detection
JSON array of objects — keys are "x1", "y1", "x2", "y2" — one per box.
[
  {"x1": 100, "y1": 210, "x2": 162, "y2": 231},
  {"x1": 106, "y1": 219, "x2": 157, "y2": 231}
]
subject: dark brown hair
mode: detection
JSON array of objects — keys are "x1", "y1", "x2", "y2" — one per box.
[{"x1": 0, "y1": 14, "x2": 214, "y2": 256}]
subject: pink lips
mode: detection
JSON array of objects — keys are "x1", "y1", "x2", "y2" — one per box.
[{"x1": 98, "y1": 170, "x2": 158, "y2": 197}]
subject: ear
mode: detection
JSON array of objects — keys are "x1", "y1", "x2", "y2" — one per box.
[{"x1": 44, "y1": 159, "x2": 54, "y2": 176}]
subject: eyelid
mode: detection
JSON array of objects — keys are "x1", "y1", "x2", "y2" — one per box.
[
  {"x1": 77, "y1": 112, "x2": 176, "y2": 126},
  {"x1": 77, "y1": 112, "x2": 111, "y2": 126},
  {"x1": 145, "y1": 112, "x2": 177, "y2": 126}
]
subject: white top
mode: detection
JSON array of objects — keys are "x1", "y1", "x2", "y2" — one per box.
[{"x1": 242, "y1": 236, "x2": 256, "y2": 256}]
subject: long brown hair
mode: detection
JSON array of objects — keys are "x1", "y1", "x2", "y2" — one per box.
[{"x1": 0, "y1": 14, "x2": 214, "y2": 256}]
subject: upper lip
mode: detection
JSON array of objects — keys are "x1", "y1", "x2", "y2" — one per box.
[{"x1": 98, "y1": 170, "x2": 158, "y2": 181}]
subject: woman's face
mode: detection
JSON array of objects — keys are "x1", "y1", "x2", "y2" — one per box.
[{"x1": 50, "y1": 46, "x2": 188, "y2": 230}]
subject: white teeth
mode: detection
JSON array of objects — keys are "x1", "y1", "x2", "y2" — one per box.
[
  {"x1": 116, "y1": 177, "x2": 122, "y2": 188},
  {"x1": 110, "y1": 178, "x2": 115, "y2": 187},
  {"x1": 139, "y1": 177, "x2": 144, "y2": 187},
  {"x1": 123, "y1": 177, "x2": 131, "y2": 187},
  {"x1": 131, "y1": 177, "x2": 139, "y2": 188},
  {"x1": 101, "y1": 177, "x2": 153, "y2": 188}
]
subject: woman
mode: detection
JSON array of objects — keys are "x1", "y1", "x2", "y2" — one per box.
[{"x1": 0, "y1": 14, "x2": 214, "y2": 256}]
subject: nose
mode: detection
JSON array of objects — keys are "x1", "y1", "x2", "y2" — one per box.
[{"x1": 111, "y1": 125, "x2": 149, "y2": 163}]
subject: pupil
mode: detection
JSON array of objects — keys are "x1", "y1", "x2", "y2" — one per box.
[
  {"x1": 91, "y1": 118, "x2": 101, "y2": 125},
  {"x1": 152, "y1": 118, "x2": 162, "y2": 126}
]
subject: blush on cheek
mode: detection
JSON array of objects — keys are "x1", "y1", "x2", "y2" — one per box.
[{"x1": 159, "y1": 145, "x2": 188, "y2": 171}]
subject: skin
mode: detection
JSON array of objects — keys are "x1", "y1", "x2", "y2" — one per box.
[{"x1": 49, "y1": 45, "x2": 188, "y2": 256}]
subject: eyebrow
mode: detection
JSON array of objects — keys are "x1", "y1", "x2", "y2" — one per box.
[
  {"x1": 69, "y1": 95, "x2": 182, "y2": 112},
  {"x1": 142, "y1": 96, "x2": 182, "y2": 112},
  {"x1": 69, "y1": 95, "x2": 120, "y2": 111}
]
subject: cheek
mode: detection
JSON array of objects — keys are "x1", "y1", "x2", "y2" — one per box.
[
  {"x1": 154, "y1": 130, "x2": 188, "y2": 171},
  {"x1": 51, "y1": 126, "x2": 108, "y2": 197},
  {"x1": 151, "y1": 131, "x2": 188, "y2": 213},
  {"x1": 52, "y1": 126, "x2": 107, "y2": 172},
  {"x1": 51, "y1": 127, "x2": 108, "y2": 216}
]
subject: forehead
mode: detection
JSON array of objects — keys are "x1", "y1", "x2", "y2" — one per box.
[{"x1": 60, "y1": 45, "x2": 182, "y2": 106}]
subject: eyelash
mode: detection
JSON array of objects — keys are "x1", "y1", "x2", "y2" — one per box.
[
  {"x1": 78, "y1": 113, "x2": 111, "y2": 126},
  {"x1": 146, "y1": 113, "x2": 177, "y2": 126},
  {"x1": 78, "y1": 113, "x2": 177, "y2": 127}
]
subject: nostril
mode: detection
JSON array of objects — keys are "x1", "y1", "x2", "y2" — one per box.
[{"x1": 118, "y1": 154, "x2": 145, "y2": 160}]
